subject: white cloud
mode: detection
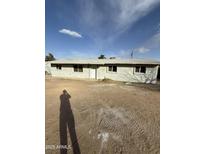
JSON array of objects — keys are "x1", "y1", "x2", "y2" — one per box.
[
  {"x1": 118, "y1": 31, "x2": 159, "y2": 58},
  {"x1": 134, "y1": 31, "x2": 160, "y2": 54},
  {"x1": 114, "y1": 0, "x2": 160, "y2": 32},
  {"x1": 118, "y1": 47, "x2": 150, "y2": 59},
  {"x1": 59, "y1": 28, "x2": 82, "y2": 38},
  {"x1": 134, "y1": 47, "x2": 150, "y2": 53},
  {"x1": 79, "y1": 0, "x2": 159, "y2": 41},
  {"x1": 118, "y1": 49, "x2": 133, "y2": 58},
  {"x1": 143, "y1": 32, "x2": 160, "y2": 49}
]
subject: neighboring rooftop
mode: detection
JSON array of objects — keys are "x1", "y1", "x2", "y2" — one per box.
[{"x1": 49, "y1": 58, "x2": 160, "y2": 65}]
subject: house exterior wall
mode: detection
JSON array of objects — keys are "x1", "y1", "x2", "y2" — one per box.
[
  {"x1": 50, "y1": 65, "x2": 90, "y2": 79},
  {"x1": 97, "y1": 65, "x2": 158, "y2": 83},
  {"x1": 45, "y1": 62, "x2": 51, "y2": 74},
  {"x1": 48, "y1": 64, "x2": 159, "y2": 83}
]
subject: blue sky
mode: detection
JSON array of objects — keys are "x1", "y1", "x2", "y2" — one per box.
[{"x1": 46, "y1": 0, "x2": 160, "y2": 60}]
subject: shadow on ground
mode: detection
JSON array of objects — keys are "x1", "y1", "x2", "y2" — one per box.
[{"x1": 59, "y1": 90, "x2": 81, "y2": 154}]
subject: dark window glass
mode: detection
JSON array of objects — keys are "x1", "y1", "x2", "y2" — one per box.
[
  {"x1": 113, "y1": 66, "x2": 117, "y2": 72},
  {"x1": 58, "y1": 65, "x2": 62, "y2": 70},
  {"x1": 135, "y1": 66, "x2": 140, "y2": 72},
  {"x1": 108, "y1": 66, "x2": 112, "y2": 71},
  {"x1": 56, "y1": 64, "x2": 62, "y2": 70},
  {"x1": 79, "y1": 65, "x2": 83, "y2": 72},
  {"x1": 73, "y1": 65, "x2": 83, "y2": 72},
  {"x1": 108, "y1": 66, "x2": 117, "y2": 72},
  {"x1": 74, "y1": 65, "x2": 77, "y2": 72},
  {"x1": 141, "y1": 66, "x2": 146, "y2": 73}
]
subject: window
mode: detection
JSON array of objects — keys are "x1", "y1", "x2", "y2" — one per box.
[
  {"x1": 113, "y1": 66, "x2": 117, "y2": 72},
  {"x1": 135, "y1": 66, "x2": 146, "y2": 73},
  {"x1": 108, "y1": 66, "x2": 112, "y2": 71},
  {"x1": 56, "y1": 64, "x2": 62, "y2": 70},
  {"x1": 140, "y1": 66, "x2": 146, "y2": 73},
  {"x1": 73, "y1": 65, "x2": 83, "y2": 72},
  {"x1": 135, "y1": 66, "x2": 140, "y2": 72},
  {"x1": 51, "y1": 64, "x2": 62, "y2": 70},
  {"x1": 108, "y1": 66, "x2": 117, "y2": 72}
]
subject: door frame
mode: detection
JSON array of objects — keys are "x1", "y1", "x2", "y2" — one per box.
[{"x1": 89, "y1": 65, "x2": 97, "y2": 79}]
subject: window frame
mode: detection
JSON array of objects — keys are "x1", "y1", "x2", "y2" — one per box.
[
  {"x1": 135, "y1": 66, "x2": 140, "y2": 73},
  {"x1": 73, "y1": 65, "x2": 83, "y2": 72},
  {"x1": 140, "y1": 66, "x2": 146, "y2": 73},
  {"x1": 108, "y1": 65, "x2": 117, "y2": 72},
  {"x1": 56, "y1": 64, "x2": 62, "y2": 70},
  {"x1": 134, "y1": 66, "x2": 146, "y2": 74}
]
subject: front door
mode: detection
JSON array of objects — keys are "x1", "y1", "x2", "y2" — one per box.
[{"x1": 90, "y1": 67, "x2": 96, "y2": 79}]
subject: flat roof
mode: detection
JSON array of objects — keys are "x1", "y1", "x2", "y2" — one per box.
[{"x1": 49, "y1": 59, "x2": 160, "y2": 65}]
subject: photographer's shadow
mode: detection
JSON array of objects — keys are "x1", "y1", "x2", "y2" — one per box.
[{"x1": 59, "y1": 90, "x2": 81, "y2": 154}]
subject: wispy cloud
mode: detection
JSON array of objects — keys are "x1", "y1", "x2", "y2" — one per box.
[
  {"x1": 118, "y1": 49, "x2": 131, "y2": 58},
  {"x1": 59, "y1": 28, "x2": 82, "y2": 38},
  {"x1": 143, "y1": 32, "x2": 160, "y2": 49},
  {"x1": 134, "y1": 31, "x2": 160, "y2": 53},
  {"x1": 134, "y1": 47, "x2": 150, "y2": 53},
  {"x1": 78, "y1": 0, "x2": 159, "y2": 41},
  {"x1": 118, "y1": 31, "x2": 160, "y2": 58}
]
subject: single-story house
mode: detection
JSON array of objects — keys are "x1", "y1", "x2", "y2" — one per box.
[{"x1": 46, "y1": 59, "x2": 160, "y2": 84}]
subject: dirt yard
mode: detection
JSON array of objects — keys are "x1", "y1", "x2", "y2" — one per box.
[{"x1": 45, "y1": 77, "x2": 160, "y2": 154}]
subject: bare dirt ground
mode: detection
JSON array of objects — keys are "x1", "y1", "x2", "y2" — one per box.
[{"x1": 45, "y1": 77, "x2": 160, "y2": 154}]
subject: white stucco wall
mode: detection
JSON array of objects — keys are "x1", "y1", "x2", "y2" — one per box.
[
  {"x1": 49, "y1": 64, "x2": 159, "y2": 83},
  {"x1": 45, "y1": 62, "x2": 51, "y2": 74},
  {"x1": 97, "y1": 65, "x2": 158, "y2": 83},
  {"x1": 50, "y1": 66, "x2": 90, "y2": 79}
]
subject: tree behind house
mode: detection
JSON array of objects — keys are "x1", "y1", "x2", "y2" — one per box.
[
  {"x1": 98, "y1": 54, "x2": 106, "y2": 59},
  {"x1": 45, "y1": 53, "x2": 55, "y2": 61},
  {"x1": 110, "y1": 57, "x2": 116, "y2": 59}
]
